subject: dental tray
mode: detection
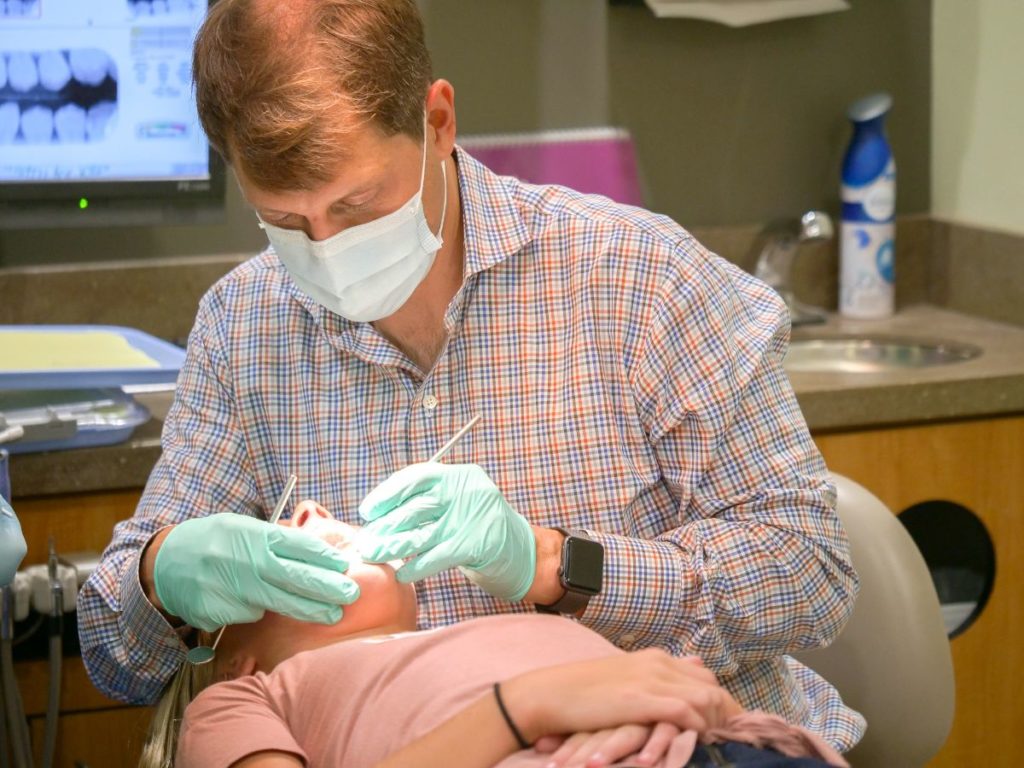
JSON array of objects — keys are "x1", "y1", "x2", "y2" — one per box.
[
  {"x1": 0, "y1": 388, "x2": 150, "y2": 454},
  {"x1": 0, "y1": 324, "x2": 186, "y2": 390}
]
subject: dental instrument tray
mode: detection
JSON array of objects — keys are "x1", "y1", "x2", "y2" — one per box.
[
  {"x1": 0, "y1": 388, "x2": 151, "y2": 454},
  {"x1": 0, "y1": 324, "x2": 186, "y2": 390}
]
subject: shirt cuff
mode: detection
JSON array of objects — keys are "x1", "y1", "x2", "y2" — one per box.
[
  {"x1": 118, "y1": 546, "x2": 190, "y2": 669},
  {"x1": 580, "y1": 530, "x2": 687, "y2": 652}
]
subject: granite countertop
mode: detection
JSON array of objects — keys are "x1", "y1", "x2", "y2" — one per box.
[
  {"x1": 787, "y1": 304, "x2": 1024, "y2": 430},
  {"x1": 9, "y1": 304, "x2": 1024, "y2": 499}
]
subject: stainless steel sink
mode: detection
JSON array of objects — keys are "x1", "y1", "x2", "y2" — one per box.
[{"x1": 785, "y1": 335, "x2": 983, "y2": 374}]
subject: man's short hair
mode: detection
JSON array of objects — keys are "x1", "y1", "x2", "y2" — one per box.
[{"x1": 193, "y1": 0, "x2": 433, "y2": 191}]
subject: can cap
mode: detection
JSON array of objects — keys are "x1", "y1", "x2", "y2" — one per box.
[{"x1": 847, "y1": 92, "x2": 893, "y2": 123}]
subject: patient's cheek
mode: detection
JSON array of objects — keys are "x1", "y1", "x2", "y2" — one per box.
[{"x1": 346, "y1": 561, "x2": 404, "y2": 619}]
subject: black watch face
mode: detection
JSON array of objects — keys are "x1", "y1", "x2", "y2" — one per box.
[{"x1": 564, "y1": 536, "x2": 604, "y2": 595}]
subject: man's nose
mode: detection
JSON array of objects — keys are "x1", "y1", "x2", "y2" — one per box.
[{"x1": 306, "y1": 217, "x2": 344, "y2": 242}]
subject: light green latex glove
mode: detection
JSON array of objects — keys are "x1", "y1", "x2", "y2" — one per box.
[
  {"x1": 1, "y1": 497, "x2": 27, "y2": 587},
  {"x1": 153, "y1": 512, "x2": 360, "y2": 632},
  {"x1": 357, "y1": 463, "x2": 536, "y2": 602}
]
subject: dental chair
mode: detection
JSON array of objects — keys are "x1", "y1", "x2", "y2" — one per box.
[{"x1": 795, "y1": 474, "x2": 955, "y2": 767}]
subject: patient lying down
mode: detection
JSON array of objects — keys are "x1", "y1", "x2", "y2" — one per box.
[{"x1": 145, "y1": 501, "x2": 850, "y2": 768}]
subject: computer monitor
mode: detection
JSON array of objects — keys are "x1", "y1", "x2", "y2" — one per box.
[{"x1": 0, "y1": 0, "x2": 224, "y2": 229}]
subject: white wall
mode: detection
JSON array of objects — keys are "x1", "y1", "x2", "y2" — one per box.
[{"x1": 932, "y1": 1, "x2": 1024, "y2": 235}]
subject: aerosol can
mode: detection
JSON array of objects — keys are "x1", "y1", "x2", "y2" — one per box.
[{"x1": 840, "y1": 93, "x2": 895, "y2": 318}]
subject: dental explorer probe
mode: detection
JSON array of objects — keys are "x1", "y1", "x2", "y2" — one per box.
[
  {"x1": 429, "y1": 414, "x2": 482, "y2": 463},
  {"x1": 186, "y1": 473, "x2": 298, "y2": 666}
]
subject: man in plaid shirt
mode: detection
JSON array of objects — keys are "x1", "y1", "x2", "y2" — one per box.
[{"x1": 78, "y1": 0, "x2": 863, "y2": 751}]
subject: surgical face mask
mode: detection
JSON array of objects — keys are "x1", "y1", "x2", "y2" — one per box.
[{"x1": 259, "y1": 134, "x2": 447, "y2": 323}]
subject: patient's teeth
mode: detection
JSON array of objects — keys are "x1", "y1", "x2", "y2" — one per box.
[
  {"x1": 7, "y1": 0, "x2": 35, "y2": 15},
  {"x1": 20, "y1": 104, "x2": 54, "y2": 143},
  {"x1": 7, "y1": 52, "x2": 38, "y2": 93},
  {"x1": 54, "y1": 102, "x2": 86, "y2": 143},
  {"x1": 38, "y1": 50, "x2": 71, "y2": 92},
  {"x1": 86, "y1": 101, "x2": 116, "y2": 140},
  {"x1": 0, "y1": 102, "x2": 19, "y2": 143},
  {"x1": 69, "y1": 49, "x2": 110, "y2": 87}
]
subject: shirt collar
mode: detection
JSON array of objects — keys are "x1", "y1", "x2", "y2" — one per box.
[{"x1": 453, "y1": 145, "x2": 530, "y2": 278}]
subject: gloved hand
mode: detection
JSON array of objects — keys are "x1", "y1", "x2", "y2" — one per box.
[
  {"x1": 153, "y1": 512, "x2": 360, "y2": 631},
  {"x1": 357, "y1": 463, "x2": 536, "y2": 602},
  {"x1": 0, "y1": 497, "x2": 27, "y2": 587}
]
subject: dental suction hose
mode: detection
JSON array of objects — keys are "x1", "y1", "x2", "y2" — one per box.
[
  {"x1": 2, "y1": 586, "x2": 33, "y2": 768},
  {"x1": 42, "y1": 546, "x2": 63, "y2": 768}
]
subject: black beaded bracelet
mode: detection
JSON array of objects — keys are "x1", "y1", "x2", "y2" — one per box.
[{"x1": 492, "y1": 682, "x2": 531, "y2": 750}]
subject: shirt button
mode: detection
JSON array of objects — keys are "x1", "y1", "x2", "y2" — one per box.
[
  {"x1": 422, "y1": 394, "x2": 439, "y2": 410},
  {"x1": 619, "y1": 633, "x2": 637, "y2": 649}
]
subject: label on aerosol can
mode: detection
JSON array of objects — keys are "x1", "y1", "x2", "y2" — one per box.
[{"x1": 840, "y1": 94, "x2": 896, "y2": 318}]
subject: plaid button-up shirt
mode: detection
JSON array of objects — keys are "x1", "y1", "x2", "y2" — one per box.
[{"x1": 78, "y1": 148, "x2": 863, "y2": 750}]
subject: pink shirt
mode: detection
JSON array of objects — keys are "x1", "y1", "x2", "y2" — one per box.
[{"x1": 177, "y1": 614, "x2": 846, "y2": 768}]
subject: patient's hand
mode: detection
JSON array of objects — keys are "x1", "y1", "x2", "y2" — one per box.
[
  {"x1": 501, "y1": 649, "x2": 743, "y2": 747},
  {"x1": 536, "y1": 722, "x2": 682, "y2": 767}
]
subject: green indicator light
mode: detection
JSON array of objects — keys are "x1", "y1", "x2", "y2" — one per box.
[{"x1": 79, "y1": 198, "x2": 89, "y2": 210}]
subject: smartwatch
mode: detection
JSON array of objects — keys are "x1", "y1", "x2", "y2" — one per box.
[{"x1": 536, "y1": 528, "x2": 604, "y2": 615}]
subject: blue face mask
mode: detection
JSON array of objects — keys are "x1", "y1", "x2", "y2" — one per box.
[{"x1": 260, "y1": 131, "x2": 447, "y2": 323}]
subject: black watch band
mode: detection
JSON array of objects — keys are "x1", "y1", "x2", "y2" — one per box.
[{"x1": 536, "y1": 527, "x2": 604, "y2": 615}]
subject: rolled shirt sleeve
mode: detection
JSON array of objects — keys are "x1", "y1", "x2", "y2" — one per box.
[
  {"x1": 581, "y1": 240, "x2": 858, "y2": 678},
  {"x1": 77, "y1": 289, "x2": 262, "y2": 704}
]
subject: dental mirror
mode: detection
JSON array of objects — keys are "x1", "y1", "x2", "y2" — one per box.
[{"x1": 186, "y1": 473, "x2": 298, "y2": 666}]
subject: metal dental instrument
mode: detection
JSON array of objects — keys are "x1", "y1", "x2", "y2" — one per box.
[
  {"x1": 264, "y1": 473, "x2": 299, "y2": 528},
  {"x1": 429, "y1": 414, "x2": 482, "y2": 463},
  {"x1": 186, "y1": 473, "x2": 298, "y2": 666}
]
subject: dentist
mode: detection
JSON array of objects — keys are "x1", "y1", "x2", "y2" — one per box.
[{"x1": 79, "y1": 0, "x2": 863, "y2": 753}]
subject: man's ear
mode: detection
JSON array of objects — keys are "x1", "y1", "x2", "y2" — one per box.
[{"x1": 426, "y1": 78, "x2": 456, "y2": 156}]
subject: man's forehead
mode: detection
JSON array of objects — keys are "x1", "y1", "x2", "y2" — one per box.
[{"x1": 233, "y1": 128, "x2": 420, "y2": 203}]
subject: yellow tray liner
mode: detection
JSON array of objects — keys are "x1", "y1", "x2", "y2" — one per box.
[{"x1": 0, "y1": 330, "x2": 161, "y2": 371}]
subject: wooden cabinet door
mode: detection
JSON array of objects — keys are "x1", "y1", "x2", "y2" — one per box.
[
  {"x1": 29, "y1": 706, "x2": 155, "y2": 768},
  {"x1": 815, "y1": 414, "x2": 1024, "y2": 767}
]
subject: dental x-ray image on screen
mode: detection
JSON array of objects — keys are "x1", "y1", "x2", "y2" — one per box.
[
  {"x1": 0, "y1": 49, "x2": 118, "y2": 143},
  {"x1": 127, "y1": 0, "x2": 201, "y2": 16},
  {"x1": 0, "y1": 0, "x2": 223, "y2": 228},
  {"x1": 1, "y1": 2, "x2": 40, "y2": 19}
]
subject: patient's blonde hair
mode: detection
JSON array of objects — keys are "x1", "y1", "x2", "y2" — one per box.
[{"x1": 138, "y1": 633, "x2": 217, "y2": 768}]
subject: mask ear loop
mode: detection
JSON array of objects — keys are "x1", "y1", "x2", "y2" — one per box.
[
  {"x1": 434, "y1": 158, "x2": 448, "y2": 241},
  {"x1": 422, "y1": 114, "x2": 448, "y2": 242}
]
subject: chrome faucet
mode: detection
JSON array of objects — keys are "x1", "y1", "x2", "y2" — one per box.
[{"x1": 753, "y1": 210, "x2": 833, "y2": 326}]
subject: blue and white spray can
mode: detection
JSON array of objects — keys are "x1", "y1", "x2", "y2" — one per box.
[{"x1": 840, "y1": 93, "x2": 895, "y2": 318}]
